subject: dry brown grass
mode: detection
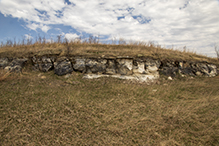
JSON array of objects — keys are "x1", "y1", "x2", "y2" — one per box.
[
  {"x1": 0, "y1": 69, "x2": 11, "y2": 82},
  {"x1": 0, "y1": 71, "x2": 218, "y2": 145},
  {"x1": 1, "y1": 40, "x2": 218, "y2": 65}
]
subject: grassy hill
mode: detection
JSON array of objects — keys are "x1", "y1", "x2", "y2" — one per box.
[
  {"x1": 0, "y1": 39, "x2": 218, "y2": 65},
  {"x1": 0, "y1": 39, "x2": 219, "y2": 145}
]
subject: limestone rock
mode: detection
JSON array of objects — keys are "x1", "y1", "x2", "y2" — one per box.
[
  {"x1": 32, "y1": 56, "x2": 54, "y2": 72},
  {"x1": 168, "y1": 76, "x2": 173, "y2": 80},
  {"x1": 39, "y1": 57, "x2": 53, "y2": 72},
  {"x1": 0, "y1": 58, "x2": 9, "y2": 68},
  {"x1": 189, "y1": 63, "x2": 217, "y2": 77},
  {"x1": 145, "y1": 59, "x2": 160, "y2": 74},
  {"x1": 54, "y1": 57, "x2": 73, "y2": 76},
  {"x1": 133, "y1": 60, "x2": 146, "y2": 74},
  {"x1": 206, "y1": 64, "x2": 217, "y2": 77},
  {"x1": 4, "y1": 58, "x2": 28, "y2": 72},
  {"x1": 72, "y1": 58, "x2": 86, "y2": 72},
  {"x1": 83, "y1": 74, "x2": 159, "y2": 83},
  {"x1": 160, "y1": 67, "x2": 178, "y2": 77},
  {"x1": 116, "y1": 59, "x2": 133, "y2": 75},
  {"x1": 178, "y1": 62, "x2": 195, "y2": 76},
  {"x1": 106, "y1": 60, "x2": 116, "y2": 74},
  {"x1": 85, "y1": 59, "x2": 107, "y2": 73}
]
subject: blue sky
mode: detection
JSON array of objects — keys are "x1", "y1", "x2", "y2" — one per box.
[{"x1": 0, "y1": 0, "x2": 219, "y2": 57}]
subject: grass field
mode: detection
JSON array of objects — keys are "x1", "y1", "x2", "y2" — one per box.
[{"x1": 1, "y1": 69, "x2": 219, "y2": 145}]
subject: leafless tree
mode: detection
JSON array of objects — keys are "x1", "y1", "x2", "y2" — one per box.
[{"x1": 215, "y1": 45, "x2": 219, "y2": 60}]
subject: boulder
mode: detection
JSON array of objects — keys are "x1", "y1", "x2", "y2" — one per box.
[
  {"x1": 54, "y1": 57, "x2": 73, "y2": 76},
  {"x1": 133, "y1": 60, "x2": 146, "y2": 74},
  {"x1": 207, "y1": 64, "x2": 218, "y2": 77},
  {"x1": 72, "y1": 58, "x2": 86, "y2": 73},
  {"x1": 32, "y1": 56, "x2": 54, "y2": 72},
  {"x1": 160, "y1": 67, "x2": 178, "y2": 77},
  {"x1": 106, "y1": 60, "x2": 116, "y2": 74},
  {"x1": 4, "y1": 58, "x2": 28, "y2": 72},
  {"x1": 180, "y1": 67, "x2": 195, "y2": 76},
  {"x1": 145, "y1": 59, "x2": 160, "y2": 74},
  {"x1": 85, "y1": 59, "x2": 107, "y2": 73},
  {"x1": 0, "y1": 58, "x2": 9, "y2": 68},
  {"x1": 188, "y1": 63, "x2": 218, "y2": 77},
  {"x1": 116, "y1": 59, "x2": 133, "y2": 75},
  {"x1": 193, "y1": 63, "x2": 209, "y2": 76}
]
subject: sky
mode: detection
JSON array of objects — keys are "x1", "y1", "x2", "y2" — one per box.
[{"x1": 0, "y1": 0, "x2": 219, "y2": 57}]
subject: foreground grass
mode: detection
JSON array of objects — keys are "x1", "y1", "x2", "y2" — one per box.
[{"x1": 0, "y1": 70, "x2": 219, "y2": 145}]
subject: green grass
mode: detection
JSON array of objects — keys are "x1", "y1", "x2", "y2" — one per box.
[{"x1": 0, "y1": 70, "x2": 219, "y2": 145}]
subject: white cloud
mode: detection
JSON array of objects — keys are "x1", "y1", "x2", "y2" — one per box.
[
  {"x1": 24, "y1": 34, "x2": 33, "y2": 40},
  {"x1": 64, "y1": 33, "x2": 79, "y2": 41},
  {"x1": 0, "y1": 0, "x2": 219, "y2": 57},
  {"x1": 26, "y1": 23, "x2": 50, "y2": 32}
]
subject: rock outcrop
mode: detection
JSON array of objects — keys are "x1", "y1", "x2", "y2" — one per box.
[
  {"x1": 160, "y1": 60, "x2": 218, "y2": 77},
  {"x1": 85, "y1": 59, "x2": 107, "y2": 74},
  {"x1": 72, "y1": 58, "x2": 86, "y2": 73},
  {"x1": 1, "y1": 55, "x2": 218, "y2": 82},
  {"x1": 0, "y1": 58, "x2": 9, "y2": 68},
  {"x1": 116, "y1": 59, "x2": 133, "y2": 75},
  {"x1": 32, "y1": 56, "x2": 54, "y2": 72},
  {"x1": 4, "y1": 58, "x2": 28, "y2": 72},
  {"x1": 54, "y1": 57, "x2": 73, "y2": 76}
]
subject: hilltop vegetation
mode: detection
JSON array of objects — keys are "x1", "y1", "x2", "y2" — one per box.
[{"x1": 0, "y1": 36, "x2": 218, "y2": 66}]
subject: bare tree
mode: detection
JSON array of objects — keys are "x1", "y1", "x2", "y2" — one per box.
[
  {"x1": 215, "y1": 45, "x2": 219, "y2": 60},
  {"x1": 57, "y1": 35, "x2": 62, "y2": 43}
]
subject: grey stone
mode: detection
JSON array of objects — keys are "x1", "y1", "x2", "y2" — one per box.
[
  {"x1": 133, "y1": 60, "x2": 146, "y2": 74},
  {"x1": 4, "y1": 58, "x2": 28, "y2": 72},
  {"x1": 188, "y1": 63, "x2": 217, "y2": 77},
  {"x1": 32, "y1": 56, "x2": 53, "y2": 72},
  {"x1": 195, "y1": 63, "x2": 209, "y2": 75},
  {"x1": 85, "y1": 59, "x2": 107, "y2": 73},
  {"x1": 73, "y1": 58, "x2": 86, "y2": 72},
  {"x1": 106, "y1": 60, "x2": 116, "y2": 74},
  {"x1": 160, "y1": 67, "x2": 178, "y2": 77},
  {"x1": 54, "y1": 57, "x2": 73, "y2": 76},
  {"x1": 206, "y1": 64, "x2": 217, "y2": 77},
  {"x1": 39, "y1": 56, "x2": 53, "y2": 72},
  {"x1": 180, "y1": 67, "x2": 195, "y2": 76},
  {"x1": 179, "y1": 63, "x2": 218, "y2": 77},
  {"x1": 145, "y1": 59, "x2": 160, "y2": 74},
  {"x1": 116, "y1": 59, "x2": 133, "y2": 75},
  {"x1": 0, "y1": 58, "x2": 9, "y2": 68}
]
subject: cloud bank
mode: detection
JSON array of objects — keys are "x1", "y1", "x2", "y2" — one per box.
[{"x1": 0, "y1": 0, "x2": 219, "y2": 57}]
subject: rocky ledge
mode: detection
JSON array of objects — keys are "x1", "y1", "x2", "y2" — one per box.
[{"x1": 0, "y1": 56, "x2": 218, "y2": 82}]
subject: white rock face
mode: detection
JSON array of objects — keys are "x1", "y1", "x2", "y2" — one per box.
[
  {"x1": 133, "y1": 62, "x2": 145, "y2": 74},
  {"x1": 83, "y1": 74, "x2": 159, "y2": 83},
  {"x1": 106, "y1": 60, "x2": 116, "y2": 74},
  {"x1": 116, "y1": 59, "x2": 133, "y2": 75},
  {"x1": 207, "y1": 64, "x2": 217, "y2": 77},
  {"x1": 146, "y1": 66, "x2": 158, "y2": 73},
  {"x1": 145, "y1": 59, "x2": 160, "y2": 74}
]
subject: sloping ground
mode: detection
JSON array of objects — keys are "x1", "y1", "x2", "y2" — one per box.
[
  {"x1": 0, "y1": 43, "x2": 218, "y2": 65},
  {"x1": 0, "y1": 42, "x2": 219, "y2": 145},
  {"x1": 0, "y1": 71, "x2": 219, "y2": 145}
]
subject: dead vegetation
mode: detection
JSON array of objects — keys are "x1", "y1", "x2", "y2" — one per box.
[
  {"x1": 0, "y1": 36, "x2": 219, "y2": 145},
  {"x1": 0, "y1": 71, "x2": 218, "y2": 145},
  {"x1": 0, "y1": 36, "x2": 218, "y2": 65},
  {"x1": 0, "y1": 69, "x2": 11, "y2": 82}
]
